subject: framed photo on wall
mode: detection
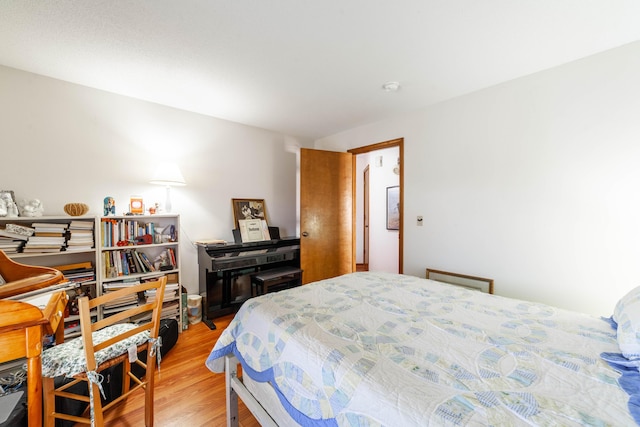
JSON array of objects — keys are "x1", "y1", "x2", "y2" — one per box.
[
  {"x1": 232, "y1": 198, "x2": 267, "y2": 229},
  {"x1": 386, "y1": 186, "x2": 399, "y2": 230}
]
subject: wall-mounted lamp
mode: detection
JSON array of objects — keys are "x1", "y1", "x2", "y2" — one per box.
[
  {"x1": 393, "y1": 157, "x2": 400, "y2": 175},
  {"x1": 150, "y1": 162, "x2": 186, "y2": 213}
]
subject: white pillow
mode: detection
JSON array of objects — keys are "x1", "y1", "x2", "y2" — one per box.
[{"x1": 613, "y1": 285, "x2": 640, "y2": 360}]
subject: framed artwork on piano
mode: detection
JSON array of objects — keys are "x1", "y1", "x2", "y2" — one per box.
[{"x1": 232, "y1": 198, "x2": 267, "y2": 229}]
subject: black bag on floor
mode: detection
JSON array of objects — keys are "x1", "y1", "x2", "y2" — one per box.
[{"x1": 157, "y1": 318, "x2": 179, "y2": 357}]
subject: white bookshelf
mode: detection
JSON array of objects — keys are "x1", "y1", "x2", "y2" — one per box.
[
  {"x1": 98, "y1": 214, "x2": 182, "y2": 330},
  {"x1": 0, "y1": 214, "x2": 183, "y2": 338},
  {"x1": 0, "y1": 215, "x2": 98, "y2": 339}
]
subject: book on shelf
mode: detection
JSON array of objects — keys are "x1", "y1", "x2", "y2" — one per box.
[
  {"x1": 0, "y1": 238, "x2": 24, "y2": 253},
  {"x1": 144, "y1": 283, "x2": 179, "y2": 302},
  {"x1": 52, "y1": 262, "x2": 96, "y2": 283},
  {"x1": 103, "y1": 279, "x2": 141, "y2": 291},
  {"x1": 69, "y1": 220, "x2": 94, "y2": 229},
  {"x1": 160, "y1": 300, "x2": 180, "y2": 319},
  {"x1": 101, "y1": 218, "x2": 159, "y2": 247},
  {"x1": 31, "y1": 223, "x2": 69, "y2": 235},
  {"x1": 139, "y1": 252, "x2": 155, "y2": 272},
  {"x1": 110, "y1": 249, "x2": 155, "y2": 274},
  {"x1": 0, "y1": 228, "x2": 31, "y2": 241},
  {"x1": 65, "y1": 245, "x2": 94, "y2": 252},
  {"x1": 22, "y1": 247, "x2": 64, "y2": 253},
  {"x1": 26, "y1": 236, "x2": 66, "y2": 244},
  {"x1": 23, "y1": 236, "x2": 66, "y2": 252},
  {"x1": 34, "y1": 231, "x2": 66, "y2": 237},
  {"x1": 123, "y1": 251, "x2": 136, "y2": 274},
  {"x1": 103, "y1": 294, "x2": 139, "y2": 309},
  {"x1": 4, "y1": 223, "x2": 35, "y2": 237},
  {"x1": 31, "y1": 222, "x2": 68, "y2": 229},
  {"x1": 53, "y1": 261, "x2": 93, "y2": 271}
]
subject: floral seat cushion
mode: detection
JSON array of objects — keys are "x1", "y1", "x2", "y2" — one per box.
[{"x1": 42, "y1": 323, "x2": 150, "y2": 378}]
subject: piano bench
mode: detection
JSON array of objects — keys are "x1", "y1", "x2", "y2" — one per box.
[{"x1": 251, "y1": 267, "x2": 303, "y2": 296}]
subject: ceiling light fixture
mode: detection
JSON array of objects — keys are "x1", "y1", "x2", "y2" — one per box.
[{"x1": 382, "y1": 81, "x2": 400, "y2": 92}]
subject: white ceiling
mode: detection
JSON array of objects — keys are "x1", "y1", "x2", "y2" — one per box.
[{"x1": 1, "y1": 1, "x2": 639, "y2": 140}]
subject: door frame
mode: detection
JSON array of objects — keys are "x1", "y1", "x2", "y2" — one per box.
[
  {"x1": 348, "y1": 138, "x2": 404, "y2": 273},
  {"x1": 363, "y1": 164, "x2": 370, "y2": 270}
]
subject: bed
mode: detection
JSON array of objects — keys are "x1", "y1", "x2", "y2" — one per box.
[{"x1": 206, "y1": 271, "x2": 640, "y2": 426}]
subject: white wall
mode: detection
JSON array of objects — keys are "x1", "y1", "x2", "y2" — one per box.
[
  {"x1": 316, "y1": 41, "x2": 640, "y2": 316},
  {"x1": 0, "y1": 65, "x2": 310, "y2": 295}
]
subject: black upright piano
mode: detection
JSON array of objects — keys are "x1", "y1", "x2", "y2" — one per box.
[{"x1": 197, "y1": 237, "x2": 300, "y2": 328}]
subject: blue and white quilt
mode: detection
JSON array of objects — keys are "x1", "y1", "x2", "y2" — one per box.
[{"x1": 206, "y1": 272, "x2": 636, "y2": 426}]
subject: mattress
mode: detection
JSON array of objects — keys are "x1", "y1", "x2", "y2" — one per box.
[{"x1": 207, "y1": 271, "x2": 636, "y2": 426}]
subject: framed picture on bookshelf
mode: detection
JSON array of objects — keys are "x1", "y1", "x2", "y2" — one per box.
[
  {"x1": 232, "y1": 198, "x2": 267, "y2": 229},
  {"x1": 129, "y1": 196, "x2": 144, "y2": 215}
]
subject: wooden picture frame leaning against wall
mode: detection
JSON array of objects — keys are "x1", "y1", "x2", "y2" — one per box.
[{"x1": 231, "y1": 198, "x2": 267, "y2": 229}]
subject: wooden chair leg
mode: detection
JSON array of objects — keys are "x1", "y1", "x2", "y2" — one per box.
[
  {"x1": 145, "y1": 354, "x2": 157, "y2": 426},
  {"x1": 42, "y1": 376, "x2": 55, "y2": 427},
  {"x1": 90, "y1": 380, "x2": 105, "y2": 427},
  {"x1": 123, "y1": 358, "x2": 131, "y2": 395}
]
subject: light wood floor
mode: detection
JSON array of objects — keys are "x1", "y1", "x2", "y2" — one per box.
[{"x1": 95, "y1": 314, "x2": 260, "y2": 427}]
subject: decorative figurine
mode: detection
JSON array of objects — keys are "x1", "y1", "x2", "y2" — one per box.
[
  {"x1": 18, "y1": 199, "x2": 44, "y2": 217},
  {"x1": 104, "y1": 196, "x2": 116, "y2": 216},
  {"x1": 0, "y1": 193, "x2": 19, "y2": 217}
]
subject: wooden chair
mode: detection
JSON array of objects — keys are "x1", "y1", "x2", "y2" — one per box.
[
  {"x1": 41, "y1": 276, "x2": 167, "y2": 427},
  {"x1": 0, "y1": 249, "x2": 65, "y2": 298}
]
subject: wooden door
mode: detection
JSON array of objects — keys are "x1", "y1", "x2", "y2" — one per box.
[{"x1": 300, "y1": 148, "x2": 354, "y2": 284}]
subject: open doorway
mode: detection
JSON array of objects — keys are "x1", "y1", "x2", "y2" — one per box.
[{"x1": 349, "y1": 138, "x2": 403, "y2": 274}]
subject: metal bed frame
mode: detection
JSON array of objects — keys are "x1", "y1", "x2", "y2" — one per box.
[{"x1": 225, "y1": 354, "x2": 278, "y2": 427}]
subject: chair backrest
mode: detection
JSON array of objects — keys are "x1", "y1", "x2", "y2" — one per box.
[
  {"x1": 79, "y1": 275, "x2": 167, "y2": 372},
  {"x1": 0, "y1": 249, "x2": 65, "y2": 298}
]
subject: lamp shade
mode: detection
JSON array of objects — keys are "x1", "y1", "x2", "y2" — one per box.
[{"x1": 150, "y1": 162, "x2": 186, "y2": 186}]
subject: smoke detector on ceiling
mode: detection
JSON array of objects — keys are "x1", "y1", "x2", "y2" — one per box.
[{"x1": 382, "y1": 81, "x2": 400, "y2": 92}]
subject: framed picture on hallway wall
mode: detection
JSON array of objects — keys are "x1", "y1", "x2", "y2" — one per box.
[{"x1": 386, "y1": 186, "x2": 399, "y2": 230}]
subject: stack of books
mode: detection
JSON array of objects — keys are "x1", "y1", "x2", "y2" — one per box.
[
  {"x1": 0, "y1": 223, "x2": 33, "y2": 253},
  {"x1": 53, "y1": 261, "x2": 95, "y2": 285},
  {"x1": 160, "y1": 300, "x2": 180, "y2": 320},
  {"x1": 102, "y1": 280, "x2": 141, "y2": 314},
  {"x1": 66, "y1": 220, "x2": 94, "y2": 252},
  {"x1": 23, "y1": 222, "x2": 68, "y2": 253},
  {"x1": 144, "y1": 282, "x2": 179, "y2": 303}
]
